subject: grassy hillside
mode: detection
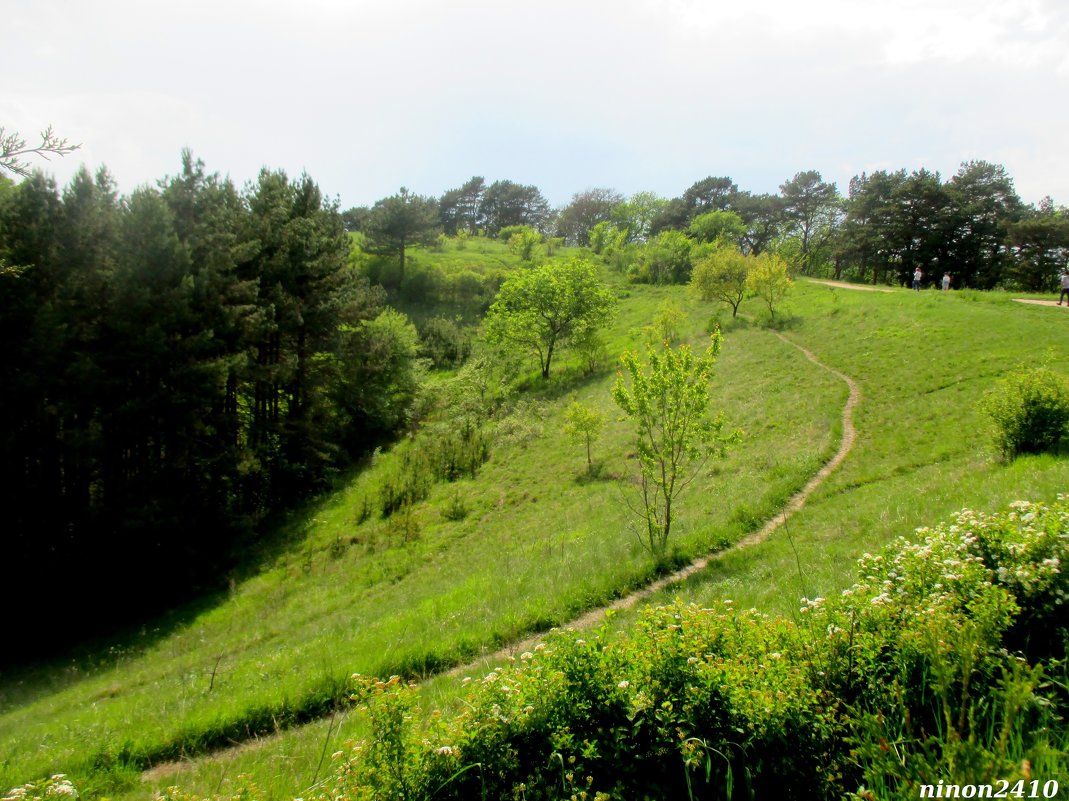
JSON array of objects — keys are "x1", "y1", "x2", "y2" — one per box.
[
  {"x1": 0, "y1": 242, "x2": 840, "y2": 798},
  {"x1": 647, "y1": 282, "x2": 1069, "y2": 616},
  {"x1": 3, "y1": 258, "x2": 1068, "y2": 799}
]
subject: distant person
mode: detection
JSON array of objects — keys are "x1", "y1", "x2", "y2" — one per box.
[
  {"x1": 942, "y1": 272, "x2": 951, "y2": 292},
  {"x1": 912, "y1": 267, "x2": 923, "y2": 291},
  {"x1": 1060, "y1": 268, "x2": 1069, "y2": 305}
]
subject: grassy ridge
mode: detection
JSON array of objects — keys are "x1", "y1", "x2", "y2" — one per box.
[{"x1": 0, "y1": 252, "x2": 841, "y2": 797}]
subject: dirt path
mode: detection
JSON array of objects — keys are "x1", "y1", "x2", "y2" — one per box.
[
  {"x1": 503, "y1": 331, "x2": 860, "y2": 643},
  {"x1": 804, "y1": 278, "x2": 894, "y2": 293},
  {"x1": 1013, "y1": 298, "x2": 1067, "y2": 308},
  {"x1": 144, "y1": 332, "x2": 860, "y2": 785}
]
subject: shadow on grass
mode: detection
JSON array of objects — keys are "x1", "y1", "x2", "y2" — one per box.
[
  {"x1": 572, "y1": 462, "x2": 624, "y2": 485},
  {"x1": 513, "y1": 363, "x2": 615, "y2": 401}
]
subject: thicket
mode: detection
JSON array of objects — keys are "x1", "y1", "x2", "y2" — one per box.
[{"x1": 266, "y1": 499, "x2": 1069, "y2": 800}]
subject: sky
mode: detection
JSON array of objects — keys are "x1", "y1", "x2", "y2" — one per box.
[{"x1": 4, "y1": 0, "x2": 1069, "y2": 210}]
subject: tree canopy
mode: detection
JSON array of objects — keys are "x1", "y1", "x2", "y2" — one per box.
[
  {"x1": 484, "y1": 257, "x2": 616, "y2": 379},
  {"x1": 365, "y1": 187, "x2": 440, "y2": 282}
]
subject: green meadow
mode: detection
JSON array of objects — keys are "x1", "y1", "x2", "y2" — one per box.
[{"x1": 2, "y1": 245, "x2": 1068, "y2": 799}]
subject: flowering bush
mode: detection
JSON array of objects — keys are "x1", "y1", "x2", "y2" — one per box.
[
  {"x1": 2, "y1": 775, "x2": 78, "y2": 801},
  {"x1": 319, "y1": 499, "x2": 1068, "y2": 800}
]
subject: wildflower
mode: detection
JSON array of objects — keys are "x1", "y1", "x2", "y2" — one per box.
[{"x1": 617, "y1": 680, "x2": 630, "y2": 689}]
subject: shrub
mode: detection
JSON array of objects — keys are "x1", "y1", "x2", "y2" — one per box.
[
  {"x1": 440, "y1": 491, "x2": 469, "y2": 522},
  {"x1": 418, "y1": 316, "x2": 472, "y2": 369},
  {"x1": 323, "y1": 499, "x2": 1069, "y2": 800},
  {"x1": 980, "y1": 366, "x2": 1069, "y2": 458}
]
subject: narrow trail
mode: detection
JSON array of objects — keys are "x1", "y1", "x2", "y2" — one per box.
[
  {"x1": 483, "y1": 330, "x2": 860, "y2": 655},
  {"x1": 803, "y1": 278, "x2": 893, "y2": 293},
  {"x1": 144, "y1": 331, "x2": 860, "y2": 784}
]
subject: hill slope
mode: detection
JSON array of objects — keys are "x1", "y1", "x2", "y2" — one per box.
[{"x1": 3, "y1": 267, "x2": 1068, "y2": 799}]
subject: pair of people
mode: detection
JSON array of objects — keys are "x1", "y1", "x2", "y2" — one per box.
[{"x1": 911, "y1": 268, "x2": 951, "y2": 291}]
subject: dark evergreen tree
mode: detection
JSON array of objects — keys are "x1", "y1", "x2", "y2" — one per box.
[{"x1": 364, "y1": 187, "x2": 439, "y2": 283}]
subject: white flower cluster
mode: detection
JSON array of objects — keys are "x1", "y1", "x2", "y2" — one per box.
[
  {"x1": 3, "y1": 776, "x2": 78, "y2": 801},
  {"x1": 840, "y1": 500, "x2": 1068, "y2": 621}
]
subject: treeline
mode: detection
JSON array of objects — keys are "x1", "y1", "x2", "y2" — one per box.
[
  {"x1": 351, "y1": 162, "x2": 1069, "y2": 292},
  {"x1": 0, "y1": 153, "x2": 422, "y2": 648},
  {"x1": 582, "y1": 164, "x2": 1069, "y2": 290}
]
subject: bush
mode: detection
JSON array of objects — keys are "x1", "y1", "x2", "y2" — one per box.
[
  {"x1": 322, "y1": 499, "x2": 1069, "y2": 800},
  {"x1": 418, "y1": 316, "x2": 472, "y2": 369},
  {"x1": 980, "y1": 366, "x2": 1069, "y2": 458}
]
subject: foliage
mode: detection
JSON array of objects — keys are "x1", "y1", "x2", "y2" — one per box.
[
  {"x1": 687, "y1": 209, "x2": 746, "y2": 246},
  {"x1": 555, "y1": 187, "x2": 624, "y2": 246},
  {"x1": 484, "y1": 257, "x2": 617, "y2": 379},
  {"x1": 563, "y1": 401, "x2": 604, "y2": 470},
  {"x1": 611, "y1": 190, "x2": 668, "y2": 242},
  {"x1": 612, "y1": 335, "x2": 739, "y2": 556},
  {"x1": 0, "y1": 153, "x2": 411, "y2": 644},
  {"x1": 650, "y1": 298, "x2": 686, "y2": 345},
  {"x1": 1005, "y1": 210, "x2": 1069, "y2": 292},
  {"x1": 304, "y1": 499, "x2": 1069, "y2": 801},
  {"x1": 418, "y1": 316, "x2": 472, "y2": 369},
  {"x1": 779, "y1": 170, "x2": 841, "y2": 275},
  {"x1": 588, "y1": 220, "x2": 628, "y2": 256},
  {"x1": 364, "y1": 187, "x2": 440, "y2": 282},
  {"x1": 980, "y1": 366, "x2": 1069, "y2": 459},
  {"x1": 628, "y1": 229, "x2": 694, "y2": 284},
  {"x1": 504, "y1": 225, "x2": 541, "y2": 261},
  {"x1": 836, "y1": 499, "x2": 1069, "y2": 795},
  {"x1": 479, "y1": 179, "x2": 551, "y2": 236},
  {"x1": 747, "y1": 252, "x2": 792, "y2": 319},
  {"x1": 690, "y1": 246, "x2": 751, "y2": 317},
  {"x1": 437, "y1": 176, "x2": 484, "y2": 236},
  {"x1": 331, "y1": 308, "x2": 423, "y2": 437}
]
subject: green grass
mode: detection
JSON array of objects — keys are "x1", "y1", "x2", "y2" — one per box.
[
  {"x1": 4, "y1": 271, "x2": 1067, "y2": 800},
  {"x1": 637, "y1": 280, "x2": 1069, "y2": 617},
  {"x1": 0, "y1": 254, "x2": 839, "y2": 798}
]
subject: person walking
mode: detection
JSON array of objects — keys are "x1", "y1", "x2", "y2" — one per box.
[
  {"x1": 942, "y1": 272, "x2": 951, "y2": 292},
  {"x1": 912, "y1": 267, "x2": 923, "y2": 291},
  {"x1": 1059, "y1": 267, "x2": 1069, "y2": 305}
]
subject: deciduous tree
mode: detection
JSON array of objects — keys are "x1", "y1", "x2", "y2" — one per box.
[
  {"x1": 612, "y1": 334, "x2": 738, "y2": 556},
  {"x1": 563, "y1": 401, "x2": 604, "y2": 470},
  {"x1": 484, "y1": 258, "x2": 616, "y2": 379},
  {"x1": 747, "y1": 252, "x2": 792, "y2": 319},
  {"x1": 691, "y1": 246, "x2": 751, "y2": 317}
]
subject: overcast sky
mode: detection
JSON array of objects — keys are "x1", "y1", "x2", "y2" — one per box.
[{"x1": 4, "y1": 0, "x2": 1068, "y2": 209}]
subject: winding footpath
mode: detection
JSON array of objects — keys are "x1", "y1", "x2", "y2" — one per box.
[
  {"x1": 144, "y1": 331, "x2": 860, "y2": 784},
  {"x1": 489, "y1": 330, "x2": 860, "y2": 650}
]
